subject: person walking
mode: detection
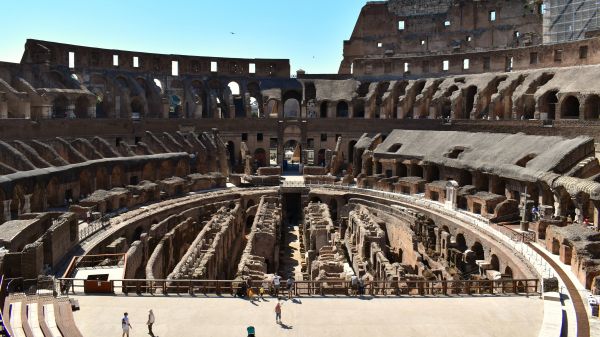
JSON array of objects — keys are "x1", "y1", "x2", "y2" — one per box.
[
  {"x1": 286, "y1": 277, "x2": 295, "y2": 299},
  {"x1": 121, "y1": 312, "x2": 132, "y2": 337},
  {"x1": 275, "y1": 302, "x2": 282, "y2": 324},
  {"x1": 147, "y1": 309, "x2": 155, "y2": 335},
  {"x1": 273, "y1": 274, "x2": 281, "y2": 297},
  {"x1": 350, "y1": 274, "x2": 358, "y2": 296}
]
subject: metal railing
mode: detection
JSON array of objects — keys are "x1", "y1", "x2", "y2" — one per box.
[{"x1": 56, "y1": 277, "x2": 539, "y2": 297}]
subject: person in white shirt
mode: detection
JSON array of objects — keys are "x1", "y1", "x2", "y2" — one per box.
[
  {"x1": 122, "y1": 312, "x2": 132, "y2": 337},
  {"x1": 147, "y1": 309, "x2": 155, "y2": 335},
  {"x1": 273, "y1": 274, "x2": 281, "y2": 297}
]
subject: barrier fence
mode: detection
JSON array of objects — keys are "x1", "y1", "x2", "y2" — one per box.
[{"x1": 56, "y1": 278, "x2": 539, "y2": 297}]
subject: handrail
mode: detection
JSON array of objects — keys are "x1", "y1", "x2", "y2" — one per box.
[{"x1": 56, "y1": 277, "x2": 539, "y2": 297}]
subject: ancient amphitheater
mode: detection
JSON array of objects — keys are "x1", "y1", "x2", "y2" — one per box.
[{"x1": 1, "y1": 1, "x2": 600, "y2": 336}]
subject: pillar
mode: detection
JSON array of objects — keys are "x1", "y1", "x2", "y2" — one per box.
[
  {"x1": 3, "y1": 200, "x2": 11, "y2": 221},
  {"x1": 445, "y1": 181, "x2": 458, "y2": 210},
  {"x1": 23, "y1": 194, "x2": 32, "y2": 214}
]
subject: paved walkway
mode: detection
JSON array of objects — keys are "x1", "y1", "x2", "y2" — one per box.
[{"x1": 72, "y1": 295, "x2": 544, "y2": 337}]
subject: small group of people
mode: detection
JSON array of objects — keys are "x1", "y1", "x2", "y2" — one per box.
[
  {"x1": 236, "y1": 273, "x2": 295, "y2": 300},
  {"x1": 350, "y1": 274, "x2": 366, "y2": 296},
  {"x1": 121, "y1": 310, "x2": 155, "y2": 337}
]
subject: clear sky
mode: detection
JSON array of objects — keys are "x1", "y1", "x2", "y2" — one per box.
[{"x1": 0, "y1": 0, "x2": 367, "y2": 74}]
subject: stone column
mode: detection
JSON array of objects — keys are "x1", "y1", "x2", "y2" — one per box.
[
  {"x1": 445, "y1": 181, "x2": 458, "y2": 210},
  {"x1": 553, "y1": 192, "x2": 562, "y2": 218},
  {"x1": 23, "y1": 194, "x2": 32, "y2": 214},
  {"x1": 3, "y1": 200, "x2": 11, "y2": 221}
]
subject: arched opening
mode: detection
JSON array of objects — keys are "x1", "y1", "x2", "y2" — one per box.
[
  {"x1": 441, "y1": 100, "x2": 452, "y2": 119},
  {"x1": 226, "y1": 141, "x2": 236, "y2": 168},
  {"x1": 74, "y1": 96, "x2": 89, "y2": 118},
  {"x1": 250, "y1": 97, "x2": 261, "y2": 117},
  {"x1": 46, "y1": 177, "x2": 62, "y2": 207},
  {"x1": 521, "y1": 95, "x2": 536, "y2": 120},
  {"x1": 132, "y1": 226, "x2": 144, "y2": 243},
  {"x1": 111, "y1": 166, "x2": 125, "y2": 187},
  {"x1": 318, "y1": 149, "x2": 326, "y2": 166},
  {"x1": 464, "y1": 86, "x2": 477, "y2": 119},
  {"x1": 504, "y1": 266, "x2": 513, "y2": 278},
  {"x1": 11, "y1": 185, "x2": 25, "y2": 218},
  {"x1": 79, "y1": 170, "x2": 93, "y2": 197},
  {"x1": 471, "y1": 242, "x2": 485, "y2": 261},
  {"x1": 96, "y1": 167, "x2": 109, "y2": 190},
  {"x1": 283, "y1": 99, "x2": 300, "y2": 118},
  {"x1": 455, "y1": 234, "x2": 467, "y2": 252},
  {"x1": 52, "y1": 95, "x2": 69, "y2": 118},
  {"x1": 348, "y1": 140, "x2": 357, "y2": 167},
  {"x1": 94, "y1": 93, "x2": 108, "y2": 118},
  {"x1": 336, "y1": 101, "x2": 349, "y2": 118},
  {"x1": 227, "y1": 81, "x2": 244, "y2": 117},
  {"x1": 310, "y1": 196, "x2": 322, "y2": 203},
  {"x1": 142, "y1": 162, "x2": 156, "y2": 181},
  {"x1": 490, "y1": 254, "x2": 500, "y2": 271},
  {"x1": 130, "y1": 97, "x2": 145, "y2": 119},
  {"x1": 561, "y1": 96, "x2": 580, "y2": 119},
  {"x1": 353, "y1": 101, "x2": 365, "y2": 118},
  {"x1": 191, "y1": 80, "x2": 207, "y2": 118},
  {"x1": 329, "y1": 198, "x2": 338, "y2": 221},
  {"x1": 320, "y1": 101, "x2": 328, "y2": 118},
  {"x1": 585, "y1": 95, "x2": 600, "y2": 120},
  {"x1": 158, "y1": 161, "x2": 174, "y2": 179},
  {"x1": 175, "y1": 159, "x2": 188, "y2": 177},
  {"x1": 169, "y1": 95, "x2": 182, "y2": 118},
  {"x1": 543, "y1": 91, "x2": 559, "y2": 120},
  {"x1": 253, "y1": 148, "x2": 267, "y2": 168},
  {"x1": 245, "y1": 215, "x2": 255, "y2": 234},
  {"x1": 283, "y1": 140, "x2": 300, "y2": 172}
]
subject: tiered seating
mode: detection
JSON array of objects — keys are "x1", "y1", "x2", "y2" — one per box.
[
  {"x1": 8, "y1": 301, "x2": 26, "y2": 337},
  {"x1": 55, "y1": 299, "x2": 83, "y2": 337},
  {"x1": 42, "y1": 303, "x2": 62, "y2": 337},
  {"x1": 26, "y1": 303, "x2": 44, "y2": 337}
]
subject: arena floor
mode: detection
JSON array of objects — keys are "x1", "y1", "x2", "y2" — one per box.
[{"x1": 72, "y1": 294, "x2": 544, "y2": 337}]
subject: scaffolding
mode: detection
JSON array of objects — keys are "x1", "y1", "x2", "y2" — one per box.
[{"x1": 543, "y1": 0, "x2": 600, "y2": 43}]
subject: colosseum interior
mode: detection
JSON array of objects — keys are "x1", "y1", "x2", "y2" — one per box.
[{"x1": 1, "y1": 0, "x2": 600, "y2": 336}]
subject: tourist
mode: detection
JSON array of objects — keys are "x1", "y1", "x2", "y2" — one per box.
[
  {"x1": 358, "y1": 277, "x2": 365, "y2": 296},
  {"x1": 147, "y1": 309, "x2": 155, "y2": 335},
  {"x1": 275, "y1": 301, "x2": 282, "y2": 323},
  {"x1": 247, "y1": 325, "x2": 256, "y2": 337},
  {"x1": 286, "y1": 277, "x2": 295, "y2": 299},
  {"x1": 121, "y1": 312, "x2": 132, "y2": 337},
  {"x1": 273, "y1": 274, "x2": 281, "y2": 297},
  {"x1": 350, "y1": 274, "x2": 358, "y2": 296}
]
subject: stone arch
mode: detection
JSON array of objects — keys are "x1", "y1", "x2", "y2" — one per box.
[
  {"x1": 142, "y1": 162, "x2": 156, "y2": 181},
  {"x1": 463, "y1": 86, "x2": 477, "y2": 119},
  {"x1": 504, "y1": 266, "x2": 513, "y2": 278},
  {"x1": 348, "y1": 140, "x2": 357, "y2": 167},
  {"x1": 283, "y1": 99, "x2": 300, "y2": 118},
  {"x1": 79, "y1": 169, "x2": 93, "y2": 197},
  {"x1": 74, "y1": 95, "x2": 90, "y2": 118},
  {"x1": 46, "y1": 177, "x2": 62, "y2": 207},
  {"x1": 248, "y1": 82, "x2": 263, "y2": 118},
  {"x1": 561, "y1": 95, "x2": 580, "y2": 119},
  {"x1": 471, "y1": 241, "x2": 485, "y2": 261},
  {"x1": 353, "y1": 100, "x2": 365, "y2": 118},
  {"x1": 320, "y1": 101, "x2": 328, "y2": 118},
  {"x1": 254, "y1": 148, "x2": 267, "y2": 168},
  {"x1": 159, "y1": 160, "x2": 174, "y2": 179},
  {"x1": 490, "y1": 254, "x2": 500, "y2": 271},
  {"x1": 96, "y1": 167, "x2": 109, "y2": 190},
  {"x1": 111, "y1": 166, "x2": 125, "y2": 187},
  {"x1": 455, "y1": 233, "x2": 467, "y2": 252},
  {"x1": 169, "y1": 94, "x2": 182, "y2": 118},
  {"x1": 52, "y1": 95, "x2": 70, "y2": 118},
  {"x1": 540, "y1": 90, "x2": 559, "y2": 120},
  {"x1": 441, "y1": 100, "x2": 452, "y2": 119},
  {"x1": 175, "y1": 159, "x2": 189, "y2": 177},
  {"x1": 130, "y1": 97, "x2": 145, "y2": 118},
  {"x1": 336, "y1": 101, "x2": 349, "y2": 118},
  {"x1": 585, "y1": 95, "x2": 600, "y2": 120}
]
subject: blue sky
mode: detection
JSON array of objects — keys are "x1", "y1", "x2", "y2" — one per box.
[{"x1": 0, "y1": 0, "x2": 367, "y2": 74}]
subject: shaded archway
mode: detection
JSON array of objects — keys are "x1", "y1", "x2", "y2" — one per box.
[
  {"x1": 96, "y1": 167, "x2": 109, "y2": 190},
  {"x1": 542, "y1": 90, "x2": 559, "y2": 120},
  {"x1": 463, "y1": 86, "x2": 477, "y2": 119},
  {"x1": 130, "y1": 97, "x2": 145, "y2": 118},
  {"x1": 74, "y1": 96, "x2": 90, "y2": 118},
  {"x1": 226, "y1": 141, "x2": 236, "y2": 168},
  {"x1": 585, "y1": 95, "x2": 600, "y2": 120},
  {"x1": 353, "y1": 101, "x2": 365, "y2": 118},
  {"x1": 111, "y1": 166, "x2": 125, "y2": 187},
  {"x1": 471, "y1": 242, "x2": 485, "y2": 261},
  {"x1": 348, "y1": 140, "x2": 357, "y2": 167},
  {"x1": 561, "y1": 96, "x2": 580, "y2": 119},
  {"x1": 320, "y1": 101, "x2": 328, "y2": 118},
  {"x1": 142, "y1": 162, "x2": 156, "y2": 181},
  {"x1": 490, "y1": 254, "x2": 500, "y2": 271},
  {"x1": 336, "y1": 101, "x2": 349, "y2": 118},
  {"x1": 283, "y1": 99, "x2": 300, "y2": 118},
  {"x1": 455, "y1": 234, "x2": 467, "y2": 252},
  {"x1": 79, "y1": 170, "x2": 93, "y2": 197},
  {"x1": 254, "y1": 148, "x2": 267, "y2": 168},
  {"x1": 52, "y1": 95, "x2": 69, "y2": 118}
]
